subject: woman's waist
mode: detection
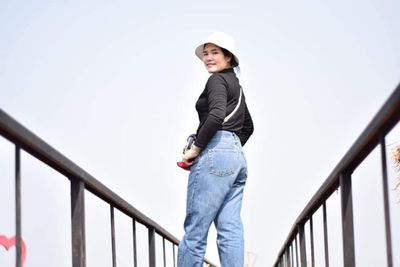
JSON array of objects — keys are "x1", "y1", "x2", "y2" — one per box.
[{"x1": 205, "y1": 130, "x2": 241, "y2": 149}]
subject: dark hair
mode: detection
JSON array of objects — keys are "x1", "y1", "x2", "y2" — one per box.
[{"x1": 221, "y1": 47, "x2": 238, "y2": 67}]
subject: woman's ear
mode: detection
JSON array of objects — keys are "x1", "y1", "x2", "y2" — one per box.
[{"x1": 225, "y1": 55, "x2": 232, "y2": 64}]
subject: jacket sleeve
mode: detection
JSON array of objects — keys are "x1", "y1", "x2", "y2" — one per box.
[
  {"x1": 194, "y1": 74, "x2": 227, "y2": 148},
  {"x1": 237, "y1": 103, "x2": 254, "y2": 146}
]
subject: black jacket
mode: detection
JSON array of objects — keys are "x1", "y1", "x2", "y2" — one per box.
[{"x1": 194, "y1": 68, "x2": 254, "y2": 148}]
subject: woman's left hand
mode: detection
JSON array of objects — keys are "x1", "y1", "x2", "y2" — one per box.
[{"x1": 182, "y1": 145, "x2": 201, "y2": 166}]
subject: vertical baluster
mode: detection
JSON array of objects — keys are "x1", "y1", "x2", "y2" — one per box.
[
  {"x1": 132, "y1": 219, "x2": 137, "y2": 267},
  {"x1": 310, "y1": 216, "x2": 315, "y2": 267},
  {"x1": 298, "y1": 224, "x2": 307, "y2": 267},
  {"x1": 148, "y1": 227, "x2": 156, "y2": 267},
  {"x1": 323, "y1": 201, "x2": 330, "y2": 267},
  {"x1": 380, "y1": 136, "x2": 393, "y2": 266},
  {"x1": 286, "y1": 246, "x2": 291, "y2": 267},
  {"x1": 282, "y1": 252, "x2": 285, "y2": 267},
  {"x1": 163, "y1": 238, "x2": 166, "y2": 267},
  {"x1": 290, "y1": 242, "x2": 294, "y2": 267},
  {"x1": 294, "y1": 235, "x2": 299, "y2": 267},
  {"x1": 173, "y1": 244, "x2": 176, "y2": 267},
  {"x1": 15, "y1": 146, "x2": 22, "y2": 267},
  {"x1": 340, "y1": 172, "x2": 355, "y2": 267},
  {"x1": 110, "y1": 206, "x2": 117, "y2": 267},
  {"x1": 70, "y1": 179, "x2": 86, "y2": 267}
]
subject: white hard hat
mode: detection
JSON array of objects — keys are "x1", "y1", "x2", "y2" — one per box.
[{"x1": 195, "y1": 31, "x2": 239, "y2": 67}]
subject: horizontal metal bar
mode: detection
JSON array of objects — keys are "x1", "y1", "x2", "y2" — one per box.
[{"x1": 273, "y1": 82, "x2": 400, "y2": 266}]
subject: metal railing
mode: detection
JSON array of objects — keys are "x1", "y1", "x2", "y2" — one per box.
[
  {"x1": 0, "y1": 109, "x2": 216, "y2": 267},
  {"x1": 273, "y1": 83, "x2": 400, "y2": 267}
]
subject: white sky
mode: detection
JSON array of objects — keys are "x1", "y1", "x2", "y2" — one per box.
[{"x1": 1, "y1": 0, "x2": 400, "y2": 266}]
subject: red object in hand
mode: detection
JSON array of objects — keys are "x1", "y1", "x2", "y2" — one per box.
[{"x1": 177, "y1": 161, "x2": 191, "y2": 171}]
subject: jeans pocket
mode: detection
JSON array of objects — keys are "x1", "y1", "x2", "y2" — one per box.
[{"x1": 208, "y1": 148, "x2": 237, "y2": 177}]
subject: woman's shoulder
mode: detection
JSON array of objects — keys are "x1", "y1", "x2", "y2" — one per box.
[
  {"x1": 208, "y1": 71, "x2": 226, "y2": 79},
  {"x1": 206, "y1": 72, "x2": 229, "y2": 87}
]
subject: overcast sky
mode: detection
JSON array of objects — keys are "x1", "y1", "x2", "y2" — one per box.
[{"x1": 1, "y1": 0, "x2": 400, "y2": 266}]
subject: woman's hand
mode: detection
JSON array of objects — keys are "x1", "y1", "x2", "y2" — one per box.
[{"x1": 181, "y1": 145, "x2": 202, "y2": 166}]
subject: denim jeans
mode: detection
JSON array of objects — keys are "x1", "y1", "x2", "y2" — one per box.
[{"x1": 178, "y1": 130, "x2": 248, "y2": 267}]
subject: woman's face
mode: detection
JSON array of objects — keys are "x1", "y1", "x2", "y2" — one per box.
[{"x1": 202, "y1": 43, "x2": 232, "y2": 73}]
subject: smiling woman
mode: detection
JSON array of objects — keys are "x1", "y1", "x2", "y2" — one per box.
[
  {"x1": 202, "y1": 43, "x2": 231, "y2": 73},
  {"x1": 177, "y1": 32, "x2": 254, "y2": 267},
  {"x1": 201, "y1": 43, "x2": 239, "y2": 74}
]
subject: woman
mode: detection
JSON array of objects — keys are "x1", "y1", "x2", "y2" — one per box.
[{"x1": 178, "y1": 32, "x2": 254, "y2": 267}]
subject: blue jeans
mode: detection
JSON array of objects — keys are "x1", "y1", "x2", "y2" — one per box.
[{"x1": 178, "y1": 131, "x2": 248, "y2": 267}]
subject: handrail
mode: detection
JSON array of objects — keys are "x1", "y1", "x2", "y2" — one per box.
[
  {"x1": 0, "y1": 108, "x2": 216, "y2": 267},
  {"x1": 273, "y1": 83, "x2": 400, "y2": 266},
  {"x1": 0, "y1": 109, "x2": 177, "y2": 242}
]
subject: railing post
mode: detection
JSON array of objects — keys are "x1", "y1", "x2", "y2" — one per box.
[
  {"x1": 71, "y1": 179, "x2": 86, "y2": 267},
  {"x1": 133, "y1": 219, "x2": 137, "y2": 267},
  {"x1": 149, "y1": 227, "x2": 156, "y2": 267},
  {"x1": 110, "y1": 206, "x2": 117, "y2": 267},
  {"x1": 298, "y1": 224, "x2": 307, "y2": 267},
  {"x1": 286, "y1": 246, "x2": 291, "y2": 267},
  {"x1": 309, "y1": 216, "x2": 315, "y2": 267},
  {"x1": 0, "y1": 109, "x2": 218, "y2": 267},
  {"x1": 15, "y1": 146, "x2": 22, "y2": 267},
  {"x1": 163, "y1": 238, "x2": 166, "y2": 267},
  {"x1": 340, "y1": 172, "x2": 355, "y2": 267},
  {"x1": 295, "y1": 235, "x2": 299, "y2": 267},
  {"x1": 380, "y1": 136, "x2": 393, "y2": 266},
  {"x1": 173, "y1": 244, "x2": 176, "y2": 267},
  {"x1": 323, "y1": 201, "x2": 330, "y2": 267},
  {"x1": 290, "y1": 242, "x2": 294, "y2": 267}
]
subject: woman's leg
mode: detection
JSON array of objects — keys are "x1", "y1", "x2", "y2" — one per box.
[
  {"x1": 178, "y1": 144, "x2": 243, "y2": 266},
  {"x1": 214, "y1": 153, "x2": 247, "y2": 267},
  {"x1": 177, "y1": 156, "x2": 215, "y2": 267}
]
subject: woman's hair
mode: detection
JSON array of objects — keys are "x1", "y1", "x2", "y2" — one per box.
[{"x1": 221, "y1": 47, "x2": 239, "y2": 68}]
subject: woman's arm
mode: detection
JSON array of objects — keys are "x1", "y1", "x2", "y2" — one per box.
[{"x1": 194, "y1": 74, "x2": 228, "y2": 148}]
